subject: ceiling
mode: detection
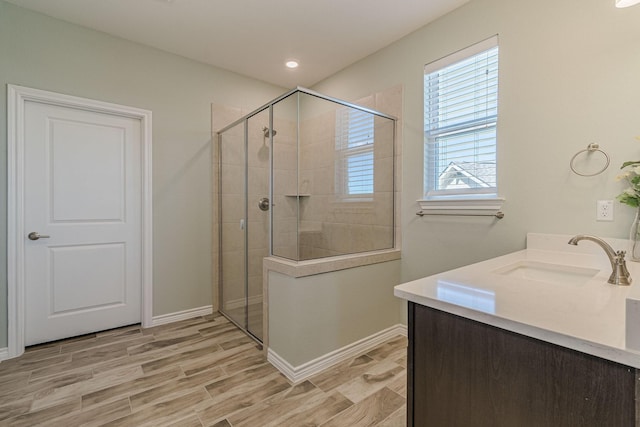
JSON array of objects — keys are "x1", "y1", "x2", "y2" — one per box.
[{"x1": 5, "y1": 0, "x2": 470, "y2": 88}]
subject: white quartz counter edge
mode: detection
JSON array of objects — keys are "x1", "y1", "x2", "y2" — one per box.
[{"x1": 394, "y1": 246, "x2": 640, "y2": 369}]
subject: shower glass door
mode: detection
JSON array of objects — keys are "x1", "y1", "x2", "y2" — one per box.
[
  {"x1": 245, "y1": 111, "x2": 269, "y2": 341},
  {"x1": 219, "y1": 111, "x2": 268, "y2": 342},
  {"x1": 219, "y1": 121, "x2": 247, "y2": 330}
]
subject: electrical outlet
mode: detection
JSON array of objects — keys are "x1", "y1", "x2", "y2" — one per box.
[{"x1": 597, "y1": 200, "x2": 614, "y2": 221}]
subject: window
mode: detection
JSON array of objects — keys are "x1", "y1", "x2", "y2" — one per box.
[
  {"x1": 424, "y1": 36, "x2": 499, "y2": 200},
  {"x1": 335, "y1": 107, "x2": 374, "y2": 199}
]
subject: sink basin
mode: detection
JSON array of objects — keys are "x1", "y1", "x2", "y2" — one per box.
[{"x1": 493, "y1": 260, "x2": 599, "y2": 286}]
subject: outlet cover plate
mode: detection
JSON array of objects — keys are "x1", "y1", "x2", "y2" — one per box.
[{"x1": 597, "y1": 200, "x2": 614, "y2": 221}]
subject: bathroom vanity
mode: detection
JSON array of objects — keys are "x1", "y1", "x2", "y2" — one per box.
[{"x1": 395, "y1": 233, "x2": 640, "y2": 426}]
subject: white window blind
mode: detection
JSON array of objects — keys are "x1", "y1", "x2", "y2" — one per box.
[
  {"x1": 424, "y1": 36, "x2": 499, "y2": 198},
  {"x1": 336, "y1": 107, "x2": 375, "y2": 198}
]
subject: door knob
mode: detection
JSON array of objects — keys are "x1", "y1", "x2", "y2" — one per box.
[{"x1": 28, "y1": 232, "x2": 50, "y2": 241}]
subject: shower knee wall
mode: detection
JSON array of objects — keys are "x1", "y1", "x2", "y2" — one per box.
[{"x1": 266, "y1": 259, "x2": 404, "y2": 382}]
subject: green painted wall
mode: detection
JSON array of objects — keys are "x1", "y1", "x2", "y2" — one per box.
[
  {"x1": 0, "y1": 1, "x2": 284, "y2": 347},
  {"x1": 313, "y1": 0, "x2": 640, "y2": 284}
]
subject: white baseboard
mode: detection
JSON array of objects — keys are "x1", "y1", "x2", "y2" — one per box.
[
  {"x1": 268, "y1": 324, "x2": 408, "y2": 384},
  {"x1": 0, "y1": 347, "x2": 8, "y2": 363},
  {"x1": 150, "y1": 305, "x2": 213, "y2": 327}
]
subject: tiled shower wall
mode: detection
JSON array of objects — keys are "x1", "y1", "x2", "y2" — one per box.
[
  {"x1": 271, "y1": 109, "x2": 299, "y2": 260},
  {"x1": 297, "y1": 86, "x2": 401, "y2": 260}
]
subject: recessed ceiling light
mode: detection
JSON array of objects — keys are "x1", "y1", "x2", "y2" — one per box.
[{"x1": 285, "y1": 60, "x2": 299, "y2": 69}]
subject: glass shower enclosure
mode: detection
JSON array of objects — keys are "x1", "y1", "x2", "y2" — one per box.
[{"x1": 217, "y1": 87, "x2": 396, "y2": 343}]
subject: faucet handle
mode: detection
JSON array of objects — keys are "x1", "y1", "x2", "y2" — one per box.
[{"x1": 612, "y1": 250, "x2": 632, "y2": 286}]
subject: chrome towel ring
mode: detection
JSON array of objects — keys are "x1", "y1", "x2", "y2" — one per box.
[{"x1": 570, "y1": 143, "x2": 610, "y2": 177}]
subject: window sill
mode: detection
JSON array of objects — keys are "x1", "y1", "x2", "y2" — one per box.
[{"x1": 417, "y1": 197, "x2": 505, "y2": 217}]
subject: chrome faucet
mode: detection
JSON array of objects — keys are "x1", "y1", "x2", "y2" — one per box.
[{"x1": 568, "y1": 235, "x2": 632, "y2": 286}]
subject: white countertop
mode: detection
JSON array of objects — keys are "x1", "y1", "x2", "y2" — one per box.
[{"x1": 394, "y1": 233, "x2": 640, "y2": 368}]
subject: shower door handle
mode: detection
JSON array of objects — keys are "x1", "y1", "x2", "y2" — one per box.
[{"x1": 258, "y1": 197, "x2": 270, "y2": 211}]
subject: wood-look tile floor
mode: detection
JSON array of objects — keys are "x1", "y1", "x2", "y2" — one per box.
[{"x1": 0, "y1": 313, "x2": 407, "y2": 426}]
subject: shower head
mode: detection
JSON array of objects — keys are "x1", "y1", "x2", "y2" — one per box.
[{"x1": 262, "y1": 126, "x2": 277, "y2": 138}]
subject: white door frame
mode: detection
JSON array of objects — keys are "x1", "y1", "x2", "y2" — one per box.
[{"x1": 7, "y1": 84, "x2": 153, "y2": 358}]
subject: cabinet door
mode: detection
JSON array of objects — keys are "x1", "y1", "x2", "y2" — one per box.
[{"x1": 408, "y1": 303, "x2": 637, "y2": 427}]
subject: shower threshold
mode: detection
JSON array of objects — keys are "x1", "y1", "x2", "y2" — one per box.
[{"x1": 218, "y1": 305, "x2": 264, "y2": 348}]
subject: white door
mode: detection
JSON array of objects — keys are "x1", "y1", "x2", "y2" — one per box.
[{"x1": 23, "y1": 100, "x2": 143, "y2": 346}]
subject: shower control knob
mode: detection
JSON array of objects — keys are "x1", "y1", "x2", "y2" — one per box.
[{"x1": 258, "y1": 197, "x2": 270, "y2": 211}]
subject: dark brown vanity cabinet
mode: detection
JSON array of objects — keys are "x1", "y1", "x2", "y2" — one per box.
[{"x1": 407, "y1": 302, "x2": 639, "y2": 426}]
